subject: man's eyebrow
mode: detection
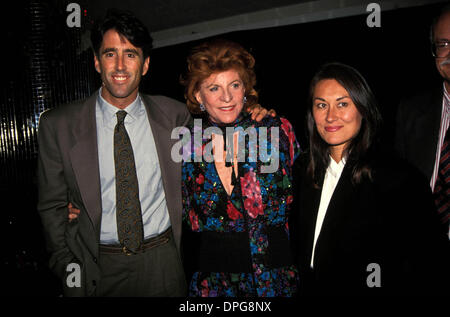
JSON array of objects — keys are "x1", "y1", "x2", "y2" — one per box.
[
  {"x1": 101, "y1": 48, "x2": 140, "y2": 55},
  {"x1": 124, "y1": 48, "x2": 139, "y2": 54},
  {"x1": 101, "y1": 47, "x2": 117, "y2": 54}
]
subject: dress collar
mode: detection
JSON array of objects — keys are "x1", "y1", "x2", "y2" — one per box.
[{"x1": 327, "y1": 156, "x2": 346, "y2": 179}]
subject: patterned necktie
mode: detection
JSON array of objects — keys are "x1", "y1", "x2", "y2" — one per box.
[
  {"x1": 114, "y1": 110, "x2": 144, "y2": 253},
  {"x1": 433, "y1": 129, "x2": 450, "y2": 230}
]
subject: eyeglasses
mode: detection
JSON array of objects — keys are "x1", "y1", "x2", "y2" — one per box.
[{"x1": 431, "y1": 41, "x2": 450, "y2": 58}]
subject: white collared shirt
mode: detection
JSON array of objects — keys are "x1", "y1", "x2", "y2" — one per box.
[
  {"x1": 310, "y1": 156, "x2": 346, "y2": 268},
  {"x1": 96, "y1": 89, "x2": 170, "y2": 244},
  {"x1": 431, "y1": 83, "x2": 450, "y2": 192}
]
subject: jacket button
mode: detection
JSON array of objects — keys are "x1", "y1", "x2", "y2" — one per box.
[
  {"x1": 93, "y1": 257, "x2": 97, "y2": 263},
  {"x1": 92, "y1": 280, "x2": 97, "y2": 286}
]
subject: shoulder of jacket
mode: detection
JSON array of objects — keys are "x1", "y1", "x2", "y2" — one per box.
[
  {"x1": 38, "y1": 96, "x2": 92, "y2": 123},
  {"x1": 142, "y1": 94, "x2": 186, "y2": 109}
]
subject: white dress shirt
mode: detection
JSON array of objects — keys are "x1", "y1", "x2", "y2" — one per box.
[
  {"x1": 310, "y1": 156, "x2": 346, "y2": 268},
  {"x1": 96, "y1": 89, "x2": 170, "y2": 244},
  {"x1": 431, "y1": 83, "x2": 450, "y2": 192}
]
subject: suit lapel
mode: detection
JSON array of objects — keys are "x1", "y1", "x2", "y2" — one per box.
[
  {"x1": 415, "y1": 88, "x2": 443, "y2": 179},
  {"x1": 295, "y1": 158, "x2": 322, "y2": 270},
  {"x1": 429, "y1": 88, "x2": 444, "y2": 168},
  {"x1": 300, "y1": 177, "x2": 322, "y2": 269},
  {"x1": 69, "y1": 93, "x2": 103, "y2": 239},
  {"x1": 141, "y1": 95, "x2": 182, "y2": 249},
  {"x1": 312, "y1": 164, "x2": 355, "y2": 265},
  {"x1": 68, "y1": 93, "x2": 183, "y2": 248}
]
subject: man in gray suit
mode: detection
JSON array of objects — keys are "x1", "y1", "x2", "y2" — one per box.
[{"x1": 37, "y1": 9, "x2": 191, "y2": 296}]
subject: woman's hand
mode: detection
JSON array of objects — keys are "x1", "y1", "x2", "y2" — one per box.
[
  {"x1": 68, "y1": 203, "x2": 80, "y2": 222},
  {"x1": 247, "y1": 104, "x2": 276, "y2": 122}
]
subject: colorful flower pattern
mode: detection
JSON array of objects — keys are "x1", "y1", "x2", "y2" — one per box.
[{"x1": 182, "y1": 114, "x2": 301, "y2": 297}]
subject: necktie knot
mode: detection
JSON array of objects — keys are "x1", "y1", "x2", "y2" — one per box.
[{"x1": 116, "y1": 110, "x2": 127, "y2": 125}]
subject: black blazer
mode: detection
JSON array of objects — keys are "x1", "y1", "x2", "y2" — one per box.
[
  {"x1": 394, "y1": 87, "x2": 443, "y2": 181},
  {"x1": 290, "y1": 151, "x2": 450, "y2": 295}
]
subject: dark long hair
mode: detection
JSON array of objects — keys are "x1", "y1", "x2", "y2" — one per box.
[{"x1": 306, "y1": 62, "x2": 382, "y2": 187}]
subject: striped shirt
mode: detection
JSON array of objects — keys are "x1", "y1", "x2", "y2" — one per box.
[{"x1": 431, "y1": 83, "x2": 450, "y2": 192}]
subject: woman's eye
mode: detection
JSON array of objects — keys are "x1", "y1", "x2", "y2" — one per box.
[
  {"x1": 209, "y1": 86, "x2": 218, "y2": 92},
  {"x1": 232, "y1": 83, "x2": 240, "y2": 89},
  {"x1": 338, "y1": 102, "x2": 348, "y2": 107},
  {"x1": 315, "y1": 103, "x2": 326, "y2": 109}
]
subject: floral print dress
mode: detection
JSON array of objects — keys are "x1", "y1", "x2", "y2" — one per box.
[{"x1": 181, "y1": 113, "x2": 300, "y2": 297}]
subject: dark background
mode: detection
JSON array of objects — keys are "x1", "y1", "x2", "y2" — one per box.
[{"x1": 1, "y1": 0, "x2": 447, "y2": 296}]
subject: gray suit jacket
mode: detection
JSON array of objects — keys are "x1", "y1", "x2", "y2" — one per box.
[{"x1": 37, "y1": 91, "x2": 192, "y2": 296}]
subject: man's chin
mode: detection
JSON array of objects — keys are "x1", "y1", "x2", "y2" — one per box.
[{"x1": 104, "y1": 86, "x2": 136, "y2": 99}]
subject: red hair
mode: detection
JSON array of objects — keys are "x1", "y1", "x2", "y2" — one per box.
[{"x1": 180, "y1": 39, "x2": 258, "y2": 114}]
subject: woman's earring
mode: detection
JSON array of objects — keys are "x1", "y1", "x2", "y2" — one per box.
[
  {"x1": 243, "y1": 96, "x2": 247, "y2": 104},
  {"x1": 199, "y1": 103, "x2": 206, "y2": 112}
]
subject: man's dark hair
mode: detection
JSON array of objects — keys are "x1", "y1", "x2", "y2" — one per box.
[
  {"x1": 430, "y1": 4, "x2": 450, "y2": 43},
  {"x1": 91, "y1": 9, "x2": 153, "y2": 59}
]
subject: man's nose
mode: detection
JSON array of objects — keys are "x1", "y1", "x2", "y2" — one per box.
[{"x1": 116, "y1": 54, "x2": 126, "y2": 71}]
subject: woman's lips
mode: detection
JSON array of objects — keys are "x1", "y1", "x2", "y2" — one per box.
[
  {"x1": 218, "y1": 105, "x2": 236, "y2": 112},
  {"x1": 325, "y1": 126, "x2": 343, "y2": 132}
]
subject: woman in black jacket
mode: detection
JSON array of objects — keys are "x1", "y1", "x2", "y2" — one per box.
[{"x1": 290, "y1": 62, "x2": 449, "y2": 295}]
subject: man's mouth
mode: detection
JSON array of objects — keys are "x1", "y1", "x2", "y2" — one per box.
[
  {"x1": 112, "y1": 74, "x2": 129, "y2": 83},
  {"x1": 440, "y1": 59, "x2": 450, "y2": 67}
]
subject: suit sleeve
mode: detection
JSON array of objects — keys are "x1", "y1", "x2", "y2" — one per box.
[
  {"x1": 391, "y1": 165, "x2": 450, "y2": 294},
  {"x1": 407, "y1": 175, "x2": 450, "y2": 293},
  {"x1": 179, "y1": 102, "x2": 194, "y2": 128},
  {"x1": 37, "y1": 111, "x2": 76, "y2": 280}
]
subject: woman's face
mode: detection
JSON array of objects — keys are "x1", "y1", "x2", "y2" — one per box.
[
  {"x1": 195, "y1": 69, "x2": 245, "y2": 124},
  {"x1": 312, "y1": 79, "x2": 362, "y2": 161}
]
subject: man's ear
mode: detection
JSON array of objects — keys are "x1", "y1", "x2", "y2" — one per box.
[
  {"x1": 142, "y1": 56, "x2": 150, "y2": 76},
  {"x1": 94, "y1": 54, "x2": 101, "y2": 74}
]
